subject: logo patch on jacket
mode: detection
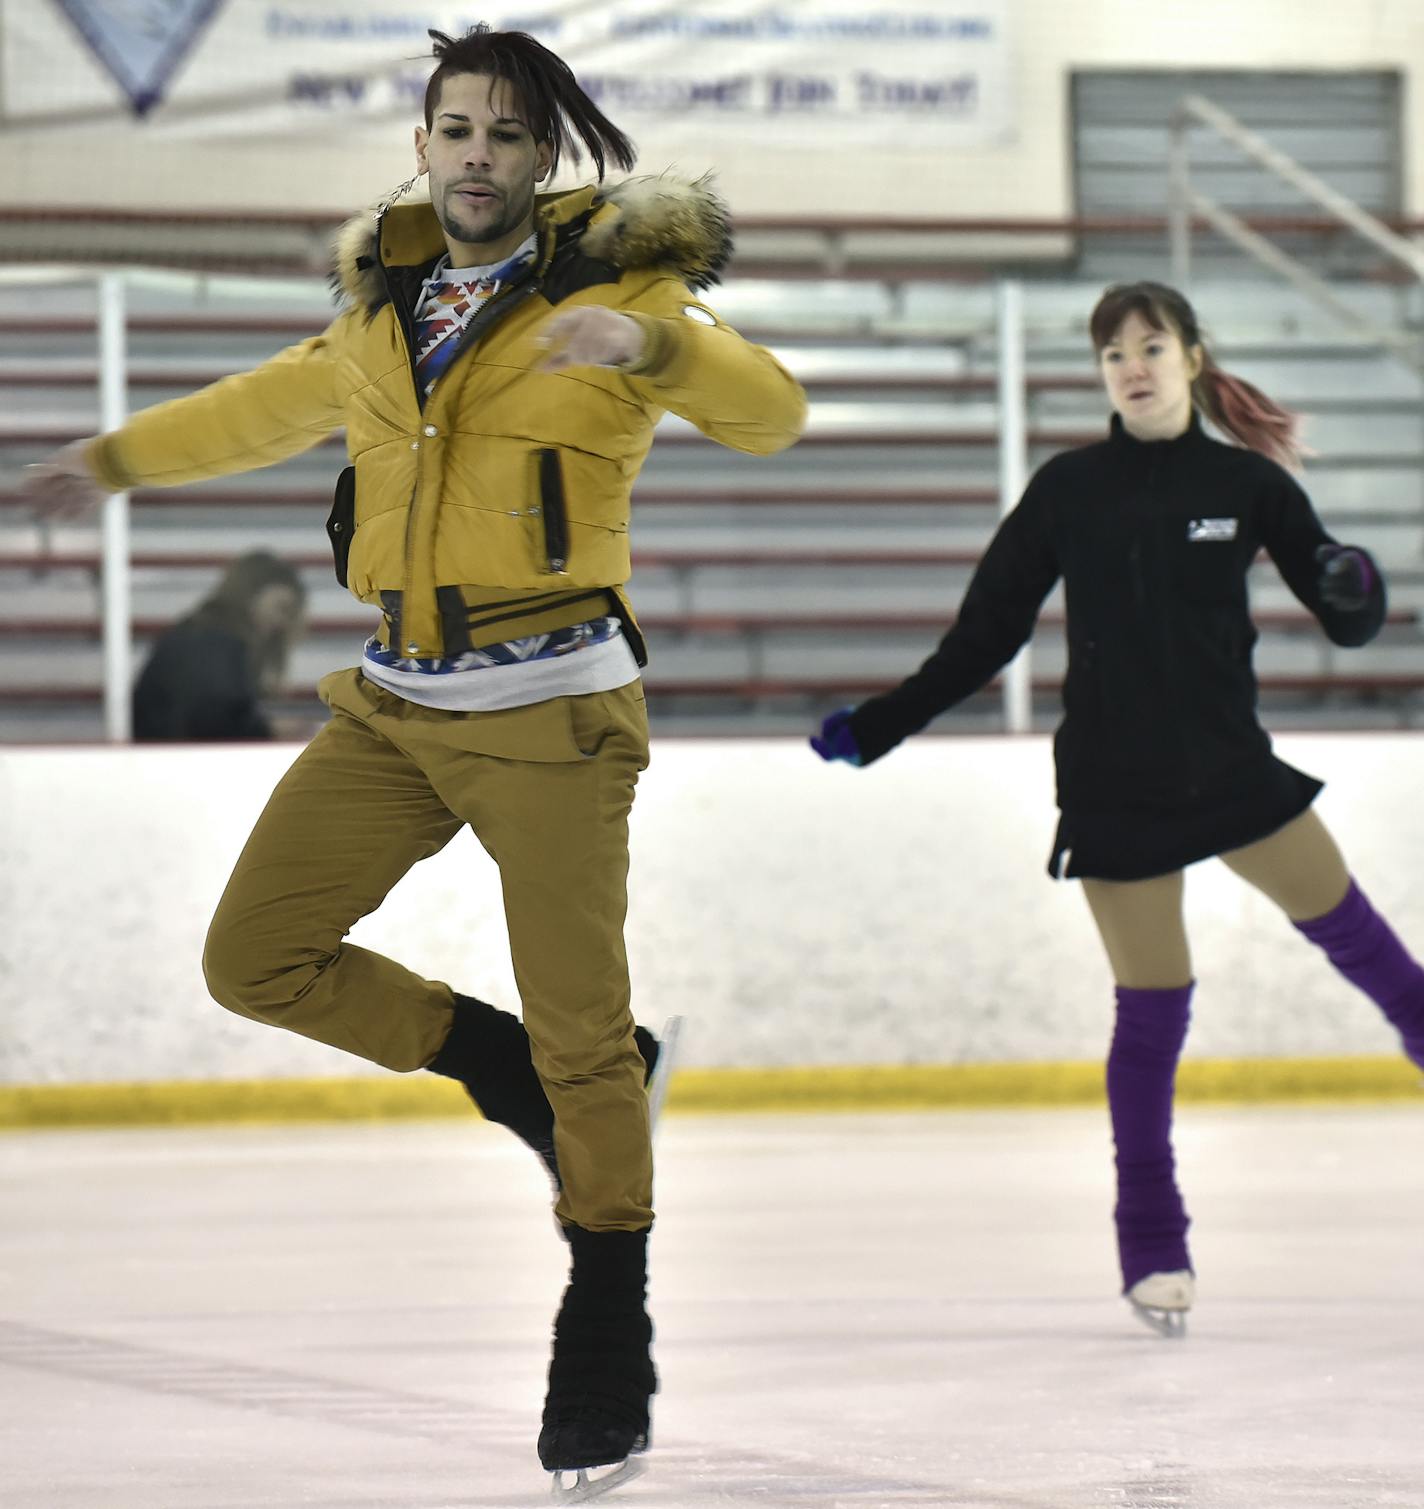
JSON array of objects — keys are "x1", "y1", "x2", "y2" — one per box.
[{"x1": 1187, "y1": 518, "x2": 1239, "y2": 542}]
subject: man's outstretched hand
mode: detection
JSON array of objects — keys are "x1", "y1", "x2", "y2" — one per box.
[
  {"x1": 536, "y1": 307, "x2": 646, "y2": 373},
  {"x1": 16, "y1": 439, "x2": 108, "y2": 520}
]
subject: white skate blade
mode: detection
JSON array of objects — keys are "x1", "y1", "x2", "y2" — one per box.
[
  {"x1": 551, "y1": 1458, "x2": 645, "y2": 1502},
  {"x1": 1126, "y1": 1270, "x2": 1194, "y2": 1338},
  {"x1": 646, "y1": 1015, "x2": 684, "y2": 1131}
]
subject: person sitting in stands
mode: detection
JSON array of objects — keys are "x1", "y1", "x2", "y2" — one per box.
[{"x1": 132, "y1": 550, "x2": 307, "y2": 741}]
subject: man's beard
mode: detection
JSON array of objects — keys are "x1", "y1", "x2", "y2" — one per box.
[{"x1": 437, "y1": 182, "x2": 533, "y2": 251}]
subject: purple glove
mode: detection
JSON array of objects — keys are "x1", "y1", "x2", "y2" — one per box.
[
  {"x1": 1315, "y1": 545, "x2": 1374, "y2": 611},
  {"x1": 810, "y1": 707, "x2": 863, "y2": 765}
]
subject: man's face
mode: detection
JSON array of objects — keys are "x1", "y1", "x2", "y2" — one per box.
[{"x1": 414, "y1": 72, "x2": 553, "y2": 259}]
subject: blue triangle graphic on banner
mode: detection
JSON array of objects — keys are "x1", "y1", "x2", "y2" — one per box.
[{"x1": 54, "y1": 0, "x2": 226, "y2": 117}]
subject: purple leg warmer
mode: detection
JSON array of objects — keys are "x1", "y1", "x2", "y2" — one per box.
[
  {"x1": 1294, "y1": 880, "x2": 1424, "y2": 1068},
  {"x1": 1108, "y1": 984, "x2": 1194, "y2": 1294}
]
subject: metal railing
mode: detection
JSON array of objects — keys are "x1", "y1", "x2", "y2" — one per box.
[
  {"x1": 996, "y1": 281, "x2": 1031, "y2": 733},
  {"x1": 0, "y1": 262, "x2": 330, "y2": 741},
  {"x1": 1167, "y1": 93, "x2": 1424, "y2": 372},
  {"x1": 13, "y1": 205, "x2": 1424, "y2": 284},
  {"x1": 0, "y1": 260, "x2": 1038, "y2": 742},
  {"x1": 96, "y1": 273, "x2": 129, "y2": 743}
]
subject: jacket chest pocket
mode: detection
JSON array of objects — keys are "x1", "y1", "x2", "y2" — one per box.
[
  {"x1": 1174, "y1": 516, "x2": 1243, "y2": 601},
  {"x1": 521, "y1": 448, "x2": 571, "y2": 575},
  {"x1": 326, "y1": 466, "x2": 356, "y2": 586}
]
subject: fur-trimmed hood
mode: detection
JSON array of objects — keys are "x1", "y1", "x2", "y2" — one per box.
[{"x1": 333, "y1": 172, "x2": 732, "y2": 311}]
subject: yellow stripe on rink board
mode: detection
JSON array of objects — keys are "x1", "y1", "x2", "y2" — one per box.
[
  {"x1": 0, "y1": 1056, "x2": 1420, "y2": 1130},
  {"x1": 666, "y1": 1057, "x2": 1424, "y2": 1112},
  {"x1": 0, "y1": 1074, "x2": 474, "y2": 1129}
]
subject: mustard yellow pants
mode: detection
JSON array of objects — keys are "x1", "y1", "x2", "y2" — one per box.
[{"x1": 202, "y1": 668, "x2": 653, "y2": 1233}]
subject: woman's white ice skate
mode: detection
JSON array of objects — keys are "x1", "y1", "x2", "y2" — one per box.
[{"x1": 1126, "y1": 1270, "x2": 1194, "y2": 1337}]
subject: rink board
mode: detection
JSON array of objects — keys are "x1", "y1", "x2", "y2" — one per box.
[{"x1": 4, "y1": 733, "x2": 1423, "y2": 1107}]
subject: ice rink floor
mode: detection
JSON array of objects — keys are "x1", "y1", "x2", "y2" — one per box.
[{"x1": 3, "y1": 1104, "x2": 1423, "y2": 1508}]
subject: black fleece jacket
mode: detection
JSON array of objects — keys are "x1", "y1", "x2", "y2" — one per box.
[
  {"x1": 132, "y1": 620, "x2": 273, "y2": 742},
  {"x1": 848, "y1": 414, "x2": 1386, "y2": 810}
]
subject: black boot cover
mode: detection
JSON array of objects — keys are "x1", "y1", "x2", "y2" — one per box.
[
  {"x1": 428, "y1": 995, "x2": 659, "y2": 1185},
  {"x1": 538, "y1": 1226, "x2": 657, "y2": 1472}
]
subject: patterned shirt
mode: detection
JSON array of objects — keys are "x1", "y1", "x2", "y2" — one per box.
[
  {"x1": 412, "y1": 235, "x2": 538, "y2": 395},
  {"x1": 360, "y1": 618, "x2": 640, "y2": 712}
]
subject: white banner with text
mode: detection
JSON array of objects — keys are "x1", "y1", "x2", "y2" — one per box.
[{"x1": 2, "y1": 1, "x2": 1016, "y2": 148}]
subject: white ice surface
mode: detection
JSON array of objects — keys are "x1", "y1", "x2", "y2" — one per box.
[{"x1": 3, "y1": 1107, "x2": 1423, "y2": 1508}]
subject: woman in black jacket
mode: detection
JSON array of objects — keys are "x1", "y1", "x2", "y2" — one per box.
[
  {"x1": 812, "y1": 281, "x2": 1424, "y2": 1335},
  {"x1": 133, "y1": 551, "x2": 307, "y2": 741}
]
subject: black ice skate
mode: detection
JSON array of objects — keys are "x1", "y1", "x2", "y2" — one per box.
[
  {"x1": 539, "y1": 1226, "x2": 656, "y2": 1502},
  {"x1": 428, "y1": 996, "x2": 682, "y2": 1188}
]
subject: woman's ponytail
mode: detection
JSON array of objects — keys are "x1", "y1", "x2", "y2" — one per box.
[{"x1": 1194, "y1": 349, "x2": 1307, "y2": 473}]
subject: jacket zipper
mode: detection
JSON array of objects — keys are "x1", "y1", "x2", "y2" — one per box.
[
  {"x1": 1146, "y1": 456, "x2": 1204, "y2": 797},
  {"x1": 396, "y1": 478, "x2": 420, "y2": 653},
  {"x1": 436, "y1": 274, "x2": 543, "y2": 390},
  {"x1": 377, "y1": 234, "x2": 546, "y2": 649},
  {"x1": 398, "y1": 280, "x2": 547, "y2": 646},
  {"x1": 535, "y1": 448, "x2": 570, "y2": 574}
]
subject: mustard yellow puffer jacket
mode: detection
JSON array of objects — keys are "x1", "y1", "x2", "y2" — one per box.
[{"x1": 89, "y1": 176, "x2": 807, "y2": 658}]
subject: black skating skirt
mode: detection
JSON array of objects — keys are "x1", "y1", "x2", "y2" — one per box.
[{"x1": 1048, "y1": 754, "x2": 1324, "y2": 882}]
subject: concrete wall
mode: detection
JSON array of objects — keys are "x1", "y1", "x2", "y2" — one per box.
[
  {"x1": 0, "y1": 2, "x2": 1420, "y2": 219},
  {"x1": 3, "y1": 732, "x2": 1421, "y2": 1087}
]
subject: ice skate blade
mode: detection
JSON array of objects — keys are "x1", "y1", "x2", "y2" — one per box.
[
  {"x1": 1128, "y1": 1299, "x2": 1188, "y2": 1338},
  {"x1": 1125, "y1": 1270, "x2": 1193, "y2": 1337},
  {"x1": 647, "y1": 1015, "x2": 685, "y2": 1129},
  {"x1": 551, "y1": 1458, "x2": 645, "y2": 1502}
]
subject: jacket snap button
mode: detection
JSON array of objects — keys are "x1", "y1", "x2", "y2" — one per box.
[
  {"x1": 423, "y1": 424, "x2": 437, "y2": 437},
  {"x1": 406, "y1": 642, "x2": 419, "y2": 654},
  {"x1": 410, "y1": 440, "x2": 420, "y2": 450}
]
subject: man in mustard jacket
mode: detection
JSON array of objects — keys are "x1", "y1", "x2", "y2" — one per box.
[{"x1": 23, "y1": 24, "x2": 806, "y2": 1498}]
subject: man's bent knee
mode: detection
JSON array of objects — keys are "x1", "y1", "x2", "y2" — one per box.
[{"x1": 202, "y1": 912, "x2": 319, "y2": 1022}]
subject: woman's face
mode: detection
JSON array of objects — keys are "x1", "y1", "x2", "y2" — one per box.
[
  {"x1": 1098, "y1": 309, "x2": 1203, "y2": 441},
  {"x1": 251, "y1": 582, "x2": 305, "y2": 641}
]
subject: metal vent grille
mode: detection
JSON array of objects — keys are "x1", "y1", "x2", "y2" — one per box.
[{"x1": 1071, "y1": 69, "x2": 1403, "y2": 280}]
